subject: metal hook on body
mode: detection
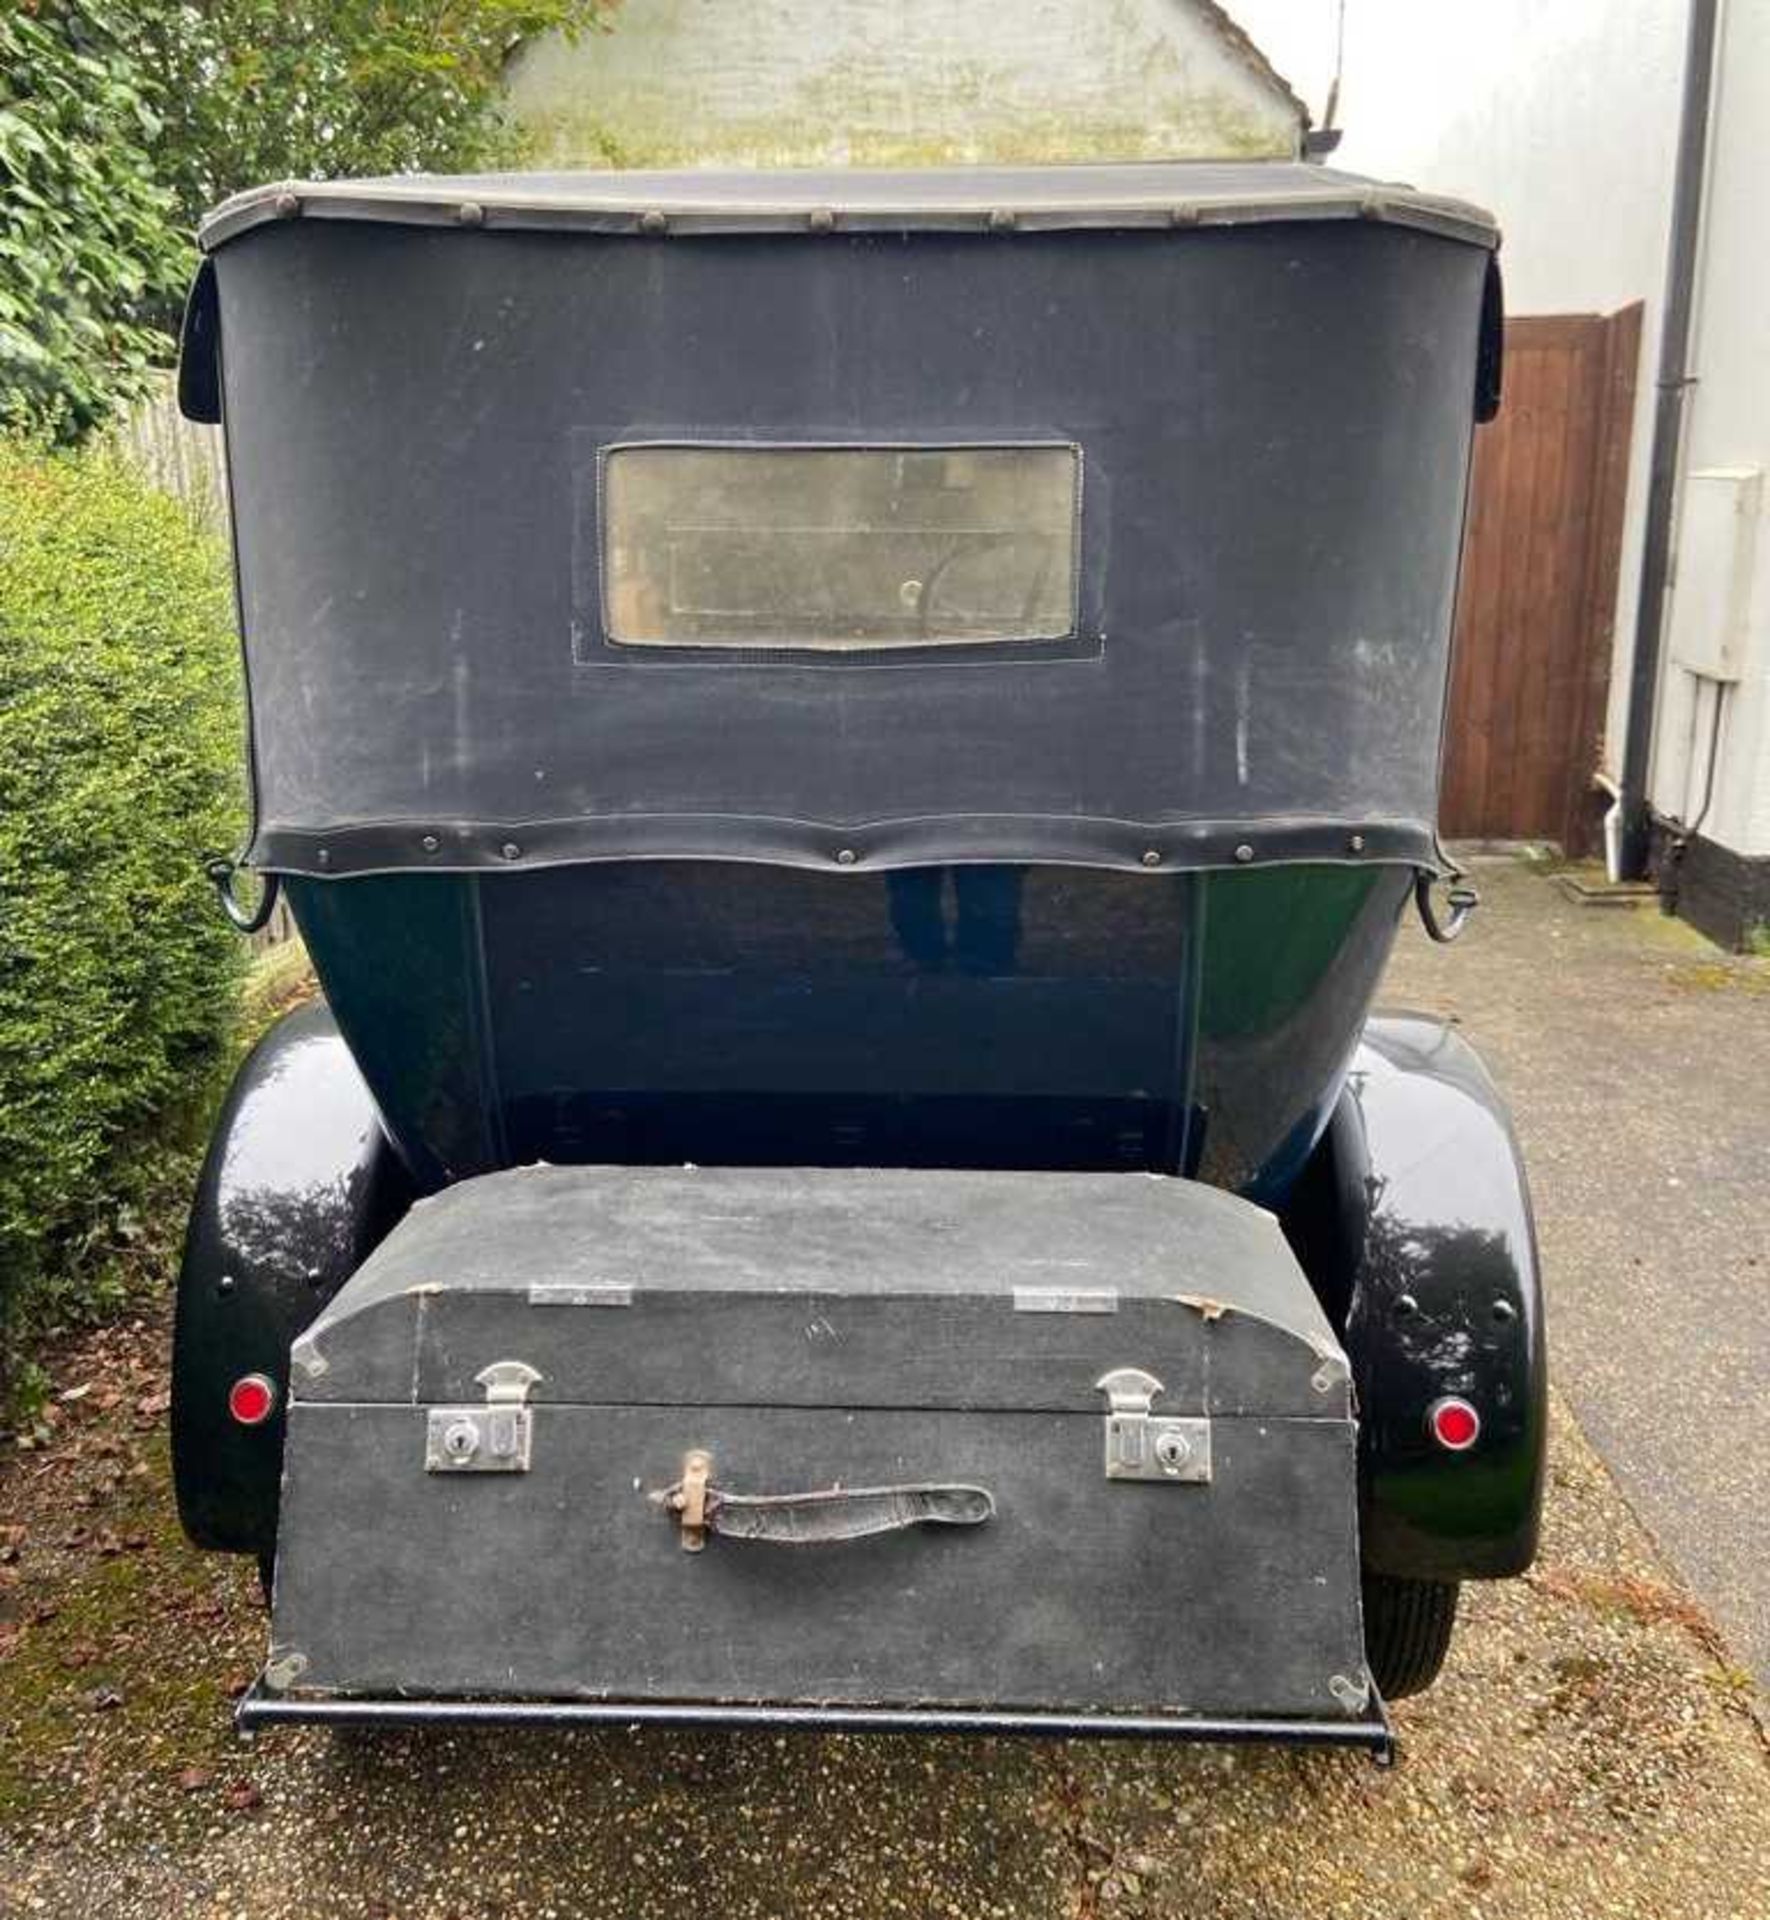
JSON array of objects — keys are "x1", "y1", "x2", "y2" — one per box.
[
  {"x1": 1414, "y1": 868, "x2": 1479, "y2": 944},
  {"x1": 206, "y1": 857, "x2": 282, "y2": 935}
]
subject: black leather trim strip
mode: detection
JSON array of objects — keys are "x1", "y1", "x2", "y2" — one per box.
[{"x1": 246, "y1": 814, "x2": 1443, "y2": 880}]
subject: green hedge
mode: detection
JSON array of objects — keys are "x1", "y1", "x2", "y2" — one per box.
[{"x1": 0, "y1": 439, "x2": 244, "y2": 1385}]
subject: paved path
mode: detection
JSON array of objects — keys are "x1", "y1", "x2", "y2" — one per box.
[{"x1": 1384, "y1": 856, "x2": 1770, "y2": 1686}]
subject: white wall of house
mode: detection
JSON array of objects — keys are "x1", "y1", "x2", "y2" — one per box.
[
  {"x1": 505, "y1": 0, "x2": 1304, "y2": 171},
  {"x1": 1652, "y1": 1, "x2": 1770, "y2": 857},
  {"x1": 1242, "y1": 0, "x2": 1770, "y2": 860}
]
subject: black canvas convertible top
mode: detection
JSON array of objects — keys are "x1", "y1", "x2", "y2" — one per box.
[
  {"x1": 192, "y1": 159, "x2": 1496, "y2": 881},
  {"x1": 200, "y1": 160, "x2": 1497, "y2": 251}
]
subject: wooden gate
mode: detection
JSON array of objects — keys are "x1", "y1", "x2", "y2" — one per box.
[{"x1": 1442, "y1": 305, "x2": 1642, "y2": 853}]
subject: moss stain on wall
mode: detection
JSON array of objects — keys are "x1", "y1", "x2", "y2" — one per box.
[
  {"x1": 503, "y1": 0, "x2": 1302, "y2": 172},
  {"x1": 512, "y1": 91, "x2": 1286, "y2": 172}
]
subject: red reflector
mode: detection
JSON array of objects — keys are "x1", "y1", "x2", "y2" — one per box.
[
  {"x1": 228, "y1": 1373, "x2": 278, "y2": 1427},
  {"x1": 1427, "y1": 1395, "x2": 1480, "y2": 1452}
]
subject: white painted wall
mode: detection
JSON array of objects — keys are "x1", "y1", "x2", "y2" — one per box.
[
  {"x1": 505, "y1": 0, "x2": 1303, "y2": 171},
  {"x1": 1235, "y1": 0, "x2": 1688, "y2": 807},
  {"x1": 1653, "y1": 0, "x2": 1770, "y2": 857}
]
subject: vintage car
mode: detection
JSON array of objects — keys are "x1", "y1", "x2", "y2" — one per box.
[{"x1": 172, "y1": 160, "x2": 1543, "y2": 1755}]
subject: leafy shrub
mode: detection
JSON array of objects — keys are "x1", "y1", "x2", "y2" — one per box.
[
  {"x1": 0, "y1": 440, "x2": 244, "y2": 1392},
  {"x1": 3, "y1": 3, "x2": 612, "y2": 440},
  {"x1": 0, "y1": 3, "x2": 189, "y2": 441},
  {"x1": 131, "y1": 1, "x2": 615, "y2": 235}
]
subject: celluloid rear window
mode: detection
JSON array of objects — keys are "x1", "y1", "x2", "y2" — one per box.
[{"x1": 601, "y1": 443, "x2": 1081, "y2": 649}]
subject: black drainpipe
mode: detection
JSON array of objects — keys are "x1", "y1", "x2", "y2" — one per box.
[{"x1": 1618, "y1": 0, "x2": 1720, "y2": 878}]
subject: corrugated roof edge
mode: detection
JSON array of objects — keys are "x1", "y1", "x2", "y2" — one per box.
[{"x1": 199, "y1": 163, "x2": 1498, "y2": 254}]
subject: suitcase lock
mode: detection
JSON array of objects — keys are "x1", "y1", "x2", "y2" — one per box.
[
  {"x1": 424, "y1": 1360, "x2": 541, "y2": 1473},
  {"x1": 1096, "y1": 1369, "x2": 1212, "y2": 1483}
]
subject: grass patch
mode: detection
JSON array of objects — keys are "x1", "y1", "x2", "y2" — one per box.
[{"x1": 1662, "y1": 958, "x2": 1770, "y2": 997}]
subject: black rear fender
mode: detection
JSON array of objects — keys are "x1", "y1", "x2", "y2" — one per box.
[
  {"x1": 1284, "y1": 1013, "x2": 1547, "y2": 1581},
  {"x1": 172, "y1": 1002, "x2": 412, "y2": 1555}
]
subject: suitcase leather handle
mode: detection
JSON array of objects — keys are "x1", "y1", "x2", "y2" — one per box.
[{"x1": 653, "y1": 1455, "x2": 994, "y2": 1552}]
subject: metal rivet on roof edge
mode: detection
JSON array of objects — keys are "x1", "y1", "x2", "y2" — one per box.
[
  {"x1": 808, "y1": 208, "x2": 836, "y2": 234},
  {"x1": 834, "y1": 848, "x2": 858, "y2": 866},
  {"x1": 1141, "y1": 849, "x2": 1162, "y2": 868},
  {"x1": 455, "y1": 202, "x2": 485, "y2": 227},
  {"x1": 501, "y1": 841, "x2": 523, "y2": 861},
  {"x1": 639, "y1": 210, "x2": 668, "y2": 235},
  {"x1": 1234, "y1": 843, "x2": 1256, "y2": 864},
  {"x1": 195, "y1": 175, "x2": 1496, "y2": 258},
  {"x1": 988, "y1": 209, "x2": 1018, "y2": 233}
]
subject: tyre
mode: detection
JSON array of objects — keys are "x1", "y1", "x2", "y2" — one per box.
[{"x1": 1362, "y1": 1571, "x2": 1460, "y2": 1699}]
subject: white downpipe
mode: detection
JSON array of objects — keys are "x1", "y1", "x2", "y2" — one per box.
[{"x1": 1594, "y1": 771, "x2": 1624, "y2": 883}]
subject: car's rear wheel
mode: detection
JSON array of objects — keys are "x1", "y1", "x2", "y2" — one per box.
[{"x1": 1362, "y1": 1571, "x2": 1460, "y2": 1699}]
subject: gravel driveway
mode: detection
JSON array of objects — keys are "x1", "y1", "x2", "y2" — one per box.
[{"x1": 3, "y1": 861, "x2": 1767, "y2": 1918}]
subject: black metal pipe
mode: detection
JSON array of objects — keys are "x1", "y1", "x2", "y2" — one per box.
[
  {"x1": 1618, "y1": 0, "x2": 1721, "y2": 878},
  {"x1": 235, "y1": 1684, "x2": 1394, "y2": 1756},
  {"x1": 1658, "y1": 678, "x2": 1730, "y2": 915}
]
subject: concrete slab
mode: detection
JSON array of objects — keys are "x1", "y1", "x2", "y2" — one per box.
[{"x1": 1384, "y1": 855, "x2": 1770, "y2": 1686}]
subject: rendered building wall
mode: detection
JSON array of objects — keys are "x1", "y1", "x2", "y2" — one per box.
[{"x1": 502, "y1": 0, "x2": 1304, "y2": 171}]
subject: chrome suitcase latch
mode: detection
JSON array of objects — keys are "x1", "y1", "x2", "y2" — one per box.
[
  {"x1": 425, "y1": 1360, "x2": 541, "y2": 1473},
  {"x1": 1096, "y1": 1368, "x2": 1212, "y2": 1483}
]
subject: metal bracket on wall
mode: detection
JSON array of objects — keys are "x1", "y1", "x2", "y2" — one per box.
[
  {"x1": 424, "y1": 1360, "x2": 542, "y2": 1473},
  {"x1": 1096, "y1": 1368, "x2": 1212, "y2": 1483}
]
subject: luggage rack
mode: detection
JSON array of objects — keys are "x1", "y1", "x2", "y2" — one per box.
[{"x1": 235, "y1": 1681, "x2": 1396, "y2": 1762}]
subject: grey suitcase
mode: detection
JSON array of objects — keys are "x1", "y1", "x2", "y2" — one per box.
[{"x1": 261, "y1": 1165, "x2": 1379, "y2": 1743}]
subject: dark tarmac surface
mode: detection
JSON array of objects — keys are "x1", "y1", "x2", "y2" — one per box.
[{"x1": 1386, "y1": 854, "x2": 1770, "y2": 1687}]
